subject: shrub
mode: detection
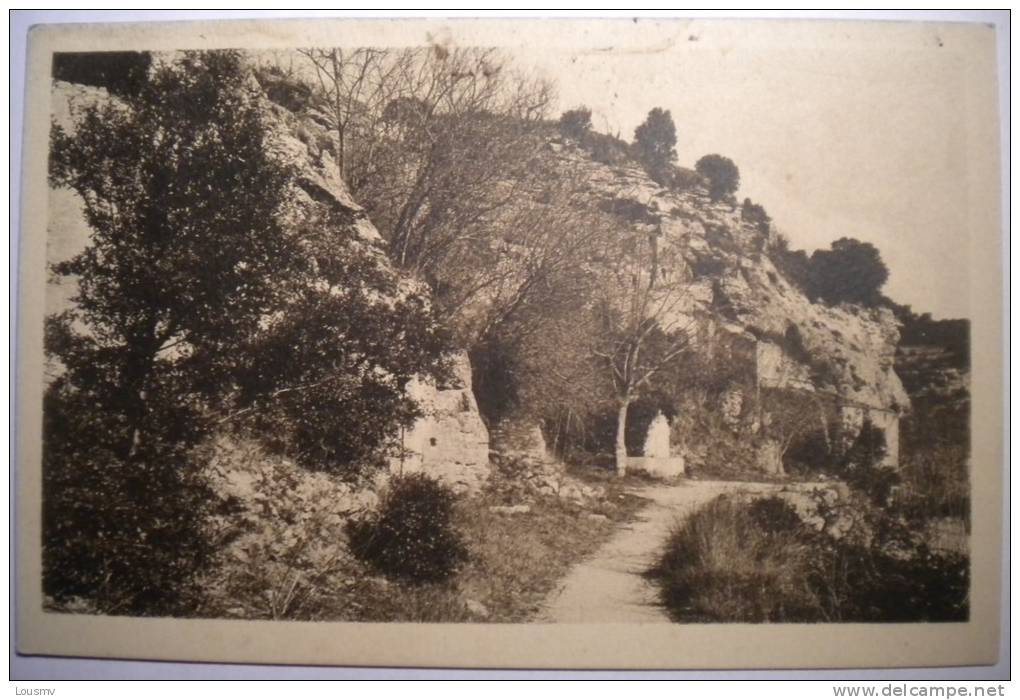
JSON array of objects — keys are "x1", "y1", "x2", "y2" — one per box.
[
  {"x1": 821, "y1": 537, "x2": 969, "y2": 622},
  {"x1": 43, "y1": 381, "x2": 215, "y2": 615},
  {"x1": 899, "y1": 445, "x2": 970, "y2": 523},
  {"x1": 633, "y1": 107, "x2": 677, "y2": 177},
  {"x1": 654, "y1": 497, "x2": 825, "y2": 622},
  {"x1": 582, "y1": 130, "x2": 632, "y2": 166},
  {"x1": 695, "y1": 154, "x2": 740, "y2": 201},
  {"x1": 769, "y1": 236, "x2": 890, "y2": 309},
  {"x1": 808, "y1": 238, "x2": 889, "y2": 307},
  {"x1": 653, "y1": 494, "x2": 969, "y2": 623},
  {"x1": 769, "y1": 237, "x2": 814, "y2": 296},
  {"x1": 840, "y1": 419, "x2": 899, "y2": 506},
  {"x1": 845, "y1": 464, "x2": 901, "y2": 508},
  {"x1": 741, "y1": 198, "x2": 771, "y2": 235},
  {"x1": 347, "y1": 474, "x2": 467, "y2": 583},
  {"x1": 666, "y1": 166, "x2": 707, "y2": 192},
  {"x1": 558, "y1": 107, "x2": 592, "y2": 140}
]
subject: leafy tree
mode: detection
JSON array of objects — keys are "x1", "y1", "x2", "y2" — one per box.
[
  {"x1": 633, "y1": 107, "x2": 677, "y2": 182},
  {"x1": 558, "y1": 106, "x2": 592, "y2": 140},
  {"x1": 808, "y1": 238, "x2": 889, "y2": 307},
  {"x1": 695, "y1": 154, "x2": 740, "y2": 201},
  {"x1": 230, "y1": 208, "x2": 450, "y2": 476},
  {"x1": 44, "y1": 51, "x2": 447, "y2": 613},
  {"x1": 46, "y1": 50, "x2": 297, "y2": 613}
]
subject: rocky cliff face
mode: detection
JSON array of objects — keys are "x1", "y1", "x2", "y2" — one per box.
[
  {"x1": 49, "y1": 63, "x2": 909, "y2": 483},
  {"x1": 547, "y1": 139, "x2": 909, "y2": 471},
  {"x1": 895, "y1": 321, "x2": 969, "y2": 455}
]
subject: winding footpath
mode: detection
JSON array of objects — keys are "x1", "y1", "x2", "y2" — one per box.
[{"x1": 541, "y1": 479, "x2": 786, "y2": 623}]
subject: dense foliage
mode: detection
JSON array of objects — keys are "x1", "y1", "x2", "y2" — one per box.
[
  {"x1": 770, "y1": 236, "x2": 890, "y2": 308},
  {"x1": 633, "y1": 107, "x2": 677, "y2": 183},
  {"x1": 53, "y1": 51, "x2": 152, "y2": 97},
  {"x1": 809, "y1": 238, "x2": 890, "y2": 306},
  {"x1": 44, "y1": 51, "x2": 447, "y2": 613},
  {"x1": 695, "y1": 154, "x2": 741, "y2": 202},
  {"x1": 839, "y1": 419, "x2": 899, "y2": 506},
  {"x1": 46, "y1": 51, "x2": 298, "y2": 613},
  {"x1": 740, "y1": 198, "x2": 771, "y2": 235},
  {"x1": 558, "y1": 106, "x2": 593, "y2": 140},
  {"x1": 892, "y1": 308, "x2": 970, "y2": 524},
  {"x1": 347, "y1": 474, "x2": 468, "y2": 583}
]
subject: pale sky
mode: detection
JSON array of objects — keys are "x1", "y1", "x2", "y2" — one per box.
[{"x1": 504, "y1": 20, "x2": 986, "y2": 320}]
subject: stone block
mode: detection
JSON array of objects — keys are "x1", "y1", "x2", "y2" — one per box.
[{"x1": 626, "y1": 455, "x2": 685, "y2": 479}]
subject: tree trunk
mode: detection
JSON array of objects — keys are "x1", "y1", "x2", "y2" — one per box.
[{"x1": 614, "y1": 397, "x2": 630, "y2": 477}]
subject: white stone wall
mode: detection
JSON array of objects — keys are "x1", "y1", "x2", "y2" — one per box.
[
  {"x1": 756, "y1": 341, "x2": 814, "y2": 391},
  {"x1": 390, "y1": 353, "x2": 490, "y2": 491}
]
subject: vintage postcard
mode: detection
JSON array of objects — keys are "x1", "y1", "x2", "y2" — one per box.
[{"x1": 15, "y1": 16, "x2": 1004, "y2": 669}]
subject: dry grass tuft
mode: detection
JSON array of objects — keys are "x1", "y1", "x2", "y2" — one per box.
[{"x1": 651, "y1": 494, "x2": 969, "y2": 623}]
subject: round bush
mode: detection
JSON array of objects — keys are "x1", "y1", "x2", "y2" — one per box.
[{"x1": 347, "y1": 473, "x2": 467, "y2": 583}]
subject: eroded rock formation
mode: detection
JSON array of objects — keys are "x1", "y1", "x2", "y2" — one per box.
[{"x1": 547, "y1": 141, "x2": 909, "y2": 473}]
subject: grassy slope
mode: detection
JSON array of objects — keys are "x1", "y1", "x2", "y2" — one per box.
[
  {"x1": 348, "y1": 474, "x2": 647, "y2": 623},
  {"x1": 195, "y1": 461, "x2": 647, "y2": 623}
]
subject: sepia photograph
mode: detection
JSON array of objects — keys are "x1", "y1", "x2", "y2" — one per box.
[{"x1": 14, "y1": 14, "x2": 1005, "y2": 671}]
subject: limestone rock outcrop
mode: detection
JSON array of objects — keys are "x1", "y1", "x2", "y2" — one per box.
[{"x1": 548, "y1": 140, "x2": 910, "y2": 472}]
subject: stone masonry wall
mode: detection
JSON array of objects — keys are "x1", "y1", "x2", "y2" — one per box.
[{"x1": 390, "y1": 352, "x2": 491, "y2": 492}]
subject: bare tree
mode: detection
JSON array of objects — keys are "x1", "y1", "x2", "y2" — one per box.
[
  {"x1": 754, "y1": 342, "x2": 838, "y2": 474},
  {"x1": 460, "y1": 162, "x2": 620, "y2": 425},
  {"x1": 354, "y1": 48, "x2": 554, "y2": 275},
  {"x1": 295, "y1": 46, "x2": 556, "y2": 340},
  {"x1": 590, "y1": 210, "x2": 695, "y2": 476},
  {"x1": 297, "y1": 47, "x2": 395, "y2": 182}
]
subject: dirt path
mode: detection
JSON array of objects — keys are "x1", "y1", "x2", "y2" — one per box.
[{"x1": 541, "y1": 479, "x2": 785, "y2": 623}]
